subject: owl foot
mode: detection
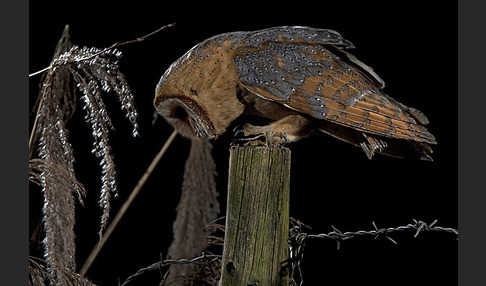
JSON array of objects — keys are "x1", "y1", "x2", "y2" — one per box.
[
  {"x1": 231, "y1": 124, "x2": 263, "y2": 146},
  {"x1": 233, "y1": 123, "x2": 289, "y2": 146}
]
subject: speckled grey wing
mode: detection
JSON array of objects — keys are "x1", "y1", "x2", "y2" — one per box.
[
  {"x1": 239, "y1": 26, "x2": 385, "y2": 88},
  {"x1": 233, "y1": 35, "x2": 436, "y2": 144},
  {"x1": 240, "y1": 26, "x2": 355, "y2": 49}
]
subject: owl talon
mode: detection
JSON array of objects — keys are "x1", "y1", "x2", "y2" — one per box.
[
  {"x1": 231, "y1": 135, "x2": 267, "y2": 146},
  {"x1": 231, "y1": 124, "x2": 267, "y2": 146},
  {"x1": 265, "y1": 131, "x2": 289, "y2": 146},
  {"x1": 232, "y1": 123, "x2": 290, "y2": 146},
  {"x1": 240, "y1": 133, "x2": 267, "y2": 142},
  {"x1": 281, "y1": 132, "x2": 289, "y2": 144},
  {"x1": 232, "y1": 124, "x2": 245, "y2": 137}
]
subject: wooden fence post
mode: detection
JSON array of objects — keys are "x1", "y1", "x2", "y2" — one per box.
[{"x1": 220, "y1": 146, "x2": 291, "y2": 286}]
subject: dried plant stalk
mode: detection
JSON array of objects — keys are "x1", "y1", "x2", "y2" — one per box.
[
  {"x1": 30, "y1": 25, "x2": 139, "y2": 284},
  {"x1": 71, "y1": 46, "x2": 139, "y2": 234},
  {"x1": 35, "y1": 29, "x2": 139, "y2": 232},
  {"x1": 165, "y1": 139, "x2": 220, "y2": 285},
  {"x1": 29, "y1": 257, "x2": 97, "y2": 286},
  {"x1": 31, "y1": 26, "x2": 83, "y2": 285}
]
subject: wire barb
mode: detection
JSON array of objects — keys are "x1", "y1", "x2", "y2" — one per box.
[
  {"x1": 120, "y1": 253, "x2": 221, "y2": 286},
  {"x1": 288, "y1": 218, "x2": 457, "y2": 285},
  {"x1": 307, "y1": 219, "x2": 457, "y2": 245}
]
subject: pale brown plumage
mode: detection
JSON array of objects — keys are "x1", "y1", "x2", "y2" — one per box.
[{"x1": 155, "y1": 26, "x2": 436, "y2": 160}]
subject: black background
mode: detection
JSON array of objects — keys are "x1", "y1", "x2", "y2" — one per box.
[{"x1": 29, "y1": 1, "x2": 457, "y2": 285}]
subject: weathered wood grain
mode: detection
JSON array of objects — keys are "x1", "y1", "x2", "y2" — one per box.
[{"x1": 220, "y1": 146, "x2": 291, "y2": 286}]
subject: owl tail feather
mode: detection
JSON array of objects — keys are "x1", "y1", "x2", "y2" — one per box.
[
  {"x1": 165, "y1": 138, "x2": 220, "y2": 285},
  {"x1": 317, "y1": 120, "x2": 434, "y2": 161}
]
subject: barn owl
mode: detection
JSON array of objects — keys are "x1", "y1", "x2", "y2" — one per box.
[{"x1": 154, "y1": 26, "x2": 436, "y2": 160}]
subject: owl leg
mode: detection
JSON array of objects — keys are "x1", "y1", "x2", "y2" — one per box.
[{"x1": 240, "y1": 115, "x2": 312, "y2": 145}]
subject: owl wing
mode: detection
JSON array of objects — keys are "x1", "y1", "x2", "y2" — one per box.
[{"x1": 233, "y1": 29, "x2": 436, "y2": 144}]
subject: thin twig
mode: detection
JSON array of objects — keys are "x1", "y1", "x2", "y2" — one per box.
[
  {"x1": 28, "y1": 93, "x2": 46, "y2": 158},
  {"x1": 79, "y1": 130, "x2": 178, "y2": 277},
  {"x1": 29, "y1": 23, "x2": 176, "y2": 78}
]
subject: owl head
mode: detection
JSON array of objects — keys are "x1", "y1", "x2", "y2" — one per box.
[
  {"x1": 154, "y1": 33, "x2": 246, "y2": 140},
  {"x1": 154, "y1": 42, "x2": 219, "y2": 140}
]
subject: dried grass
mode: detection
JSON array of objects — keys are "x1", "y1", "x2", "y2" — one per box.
[
  {"x1": 165, "y1": 139, "x2": 220, "y2": 285},
  {"x1": 29, "y1": 257, "x2": 97, "y2": 286},
  {"x1": 29, "y1": 25, "x2": 138, "y2": 285}
]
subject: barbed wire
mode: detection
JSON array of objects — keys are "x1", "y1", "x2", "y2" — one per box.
[
  {"x1": 307, "y1": 218, "x2": 457, "y2": 248},
  {"x1": 120, "y1": 253, "x2": 221, "y2": 286},
  {"x1": 287, "y1": 218, "x2": 458, "y2": 286},
  {"x1": 118, "y1": 218, "x2": 457, "y2": 286}
]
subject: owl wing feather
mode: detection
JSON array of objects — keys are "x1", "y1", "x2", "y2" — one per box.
[{"x1": 233, "y1": 28, "x2": 436, "y2": 145}]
